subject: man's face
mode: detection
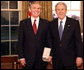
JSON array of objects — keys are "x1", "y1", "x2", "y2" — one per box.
[
  {"x1": 56, "y1": 4, "x2": 67, "y2": 20},
  {"x1": 31, "y1": 4, "x2": 41, "y2": 18}
]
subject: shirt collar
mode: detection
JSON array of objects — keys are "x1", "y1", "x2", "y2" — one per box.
[
  {"x1": 58, "y1": 16, "x2": 66, "y2": 24},
  {"x1": 31, "y1": 16, "x2": 39, "y2": 22},
  {"x1": 31, "y1": 16, "x2": 40, "y2": 29}
]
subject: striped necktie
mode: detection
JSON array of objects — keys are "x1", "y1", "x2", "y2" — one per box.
[
  {"x1": 33, "y1": 19, "x2": 37, "y2": 35},
  {"x1": 59, "y1": 21, "x2": 63, "y2": 40}
]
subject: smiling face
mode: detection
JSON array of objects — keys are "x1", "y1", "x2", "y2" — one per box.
[
  {"x1": 55, "y1": 3, "x2": 67, "y2": 20},
  {"x1": 30, "y1": 3, "x2": 41, "y2": 18}
]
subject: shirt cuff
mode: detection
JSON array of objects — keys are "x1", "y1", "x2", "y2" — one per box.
[{"x1": 19, "y1": 58, "x2": 25, "y2": 60}]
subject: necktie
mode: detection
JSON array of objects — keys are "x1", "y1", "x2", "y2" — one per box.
[
  {"x1": 59, "y1": 21, "x2": 63, "y2": 40},
  {"x1": 33, "y1": 19, "x2": 37, "y2": 35}
]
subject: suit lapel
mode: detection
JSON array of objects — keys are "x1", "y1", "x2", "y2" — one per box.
[
  {"x1": 56, "y1": 19, "x2": 61, "y2": 42},
  {"x1": 53, "y1": 19, "x2": 60, "y2": 43},
  {"x1": 36, "y1": 18, "x2": 43, "y2": 36},
  {"x1": 61, "y1": 17, "x2": 71, "y2": 41},
  {"x1": 27, "y1": 18, "x2": 32, "y2": 29},
  {"x1": 26, "y1": 18, "x2": 36, "y2": 36}
]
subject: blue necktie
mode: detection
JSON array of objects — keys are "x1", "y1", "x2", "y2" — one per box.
[{"x1": 59, "y1": 21, "x2": 63, "y2": 40}]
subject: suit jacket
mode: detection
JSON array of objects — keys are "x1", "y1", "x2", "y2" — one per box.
[
  {"x1": 50, "y1": 16, "x2": 83, "y2": 67},
  {"x1": 18, "y1": 18, "x2": 51, "y2": 68}
]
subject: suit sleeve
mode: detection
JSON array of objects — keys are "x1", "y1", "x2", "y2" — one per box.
[
  {"x1": 75, "y1": 20, "x2": 83, "y2": 57},
  {"x1": 18, "y1": 21, "x2": 25, "y2": 59},
  {"x1": 47, "y1": 22, "x2": 53, "y2": 56}
]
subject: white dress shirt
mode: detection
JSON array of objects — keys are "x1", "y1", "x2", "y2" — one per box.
[
  {"x1": 31, "y1": 16, "x2": 40, "y2": 29},
  {"x1": 58, "y1": 16, "x2": 67, "y2": 31}
]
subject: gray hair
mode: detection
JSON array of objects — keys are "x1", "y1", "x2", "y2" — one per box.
[
  {"x1": 55, "y1": 2, "x2": 67, "y2": 10},
  {"x1": 29, "y1": 1, "x2": 41, "y2": 9}
]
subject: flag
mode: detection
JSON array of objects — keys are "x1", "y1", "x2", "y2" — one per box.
[
  {"x1": 29, "y1": 1, "x2": 35, "y2": 4},
  {"x1": 28, "y1": 9, "x2": 31, "y2": 18},
  {"x1": 28, "y1": 1, "x2": 35, "y2": 18}
]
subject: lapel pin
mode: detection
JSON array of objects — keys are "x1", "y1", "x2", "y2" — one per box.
[{"x1": 68, "y1": 25, "x2": 70, "y2": 27}]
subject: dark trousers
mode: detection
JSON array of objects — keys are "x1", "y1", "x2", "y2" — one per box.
[
  {"x1": 22, "y1": 62, "x2": 48, "y2": 69},
  {"x1": 53, "y1": 64, "x2": 77, "y2": 69},
  {"x1": 53, "y1": 60, "x2": 77, "y2": 69}
]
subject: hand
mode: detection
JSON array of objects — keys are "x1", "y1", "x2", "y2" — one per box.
[
  {"x1": 76, "y1": 57, "x2": 83, "y2": 67},
  {"x1": 20, "y1": 58, "x2": 26, "y2": 67},
  {"x1": 48, "y1": 56, "x2": 52, "y2": 64}
]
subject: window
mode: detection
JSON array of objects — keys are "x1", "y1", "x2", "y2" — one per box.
[{"x1": 1, "y1": 1, "x2": 22, "y2": 55}]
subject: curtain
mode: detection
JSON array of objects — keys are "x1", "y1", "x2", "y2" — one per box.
[{"x1": 81, "y1": 1, "x2": 83, "y2": 33}]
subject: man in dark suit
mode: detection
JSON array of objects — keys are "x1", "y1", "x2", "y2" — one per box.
[
  {"x1": 50, "y1": 2, "x2": 83, "y2": 69},
  {"x1": 18, "y1": 1, "x2": 51, "y2": 69}
]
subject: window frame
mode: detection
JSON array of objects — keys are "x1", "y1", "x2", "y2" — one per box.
[{"x1": 1, "y1": 1, "x2": 22, "y2": 55}]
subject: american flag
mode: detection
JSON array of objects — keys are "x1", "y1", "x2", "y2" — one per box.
[{"x1": 28, "y1": 1, "x2": 35, "y2": 18}]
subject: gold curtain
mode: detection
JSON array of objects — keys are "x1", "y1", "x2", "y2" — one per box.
[
  {"x1": 81, "y1": 1, "x2": 83, "y2": 33},
  {"x1": 22, "y1": 1, "x2": 52, "y2": 21},
  {"x1": 39, "y1": 1, "x2": 52, "y2": 21},
  {"x1": 22, "y1": 1, "x2": 29, "y2": 20}
]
